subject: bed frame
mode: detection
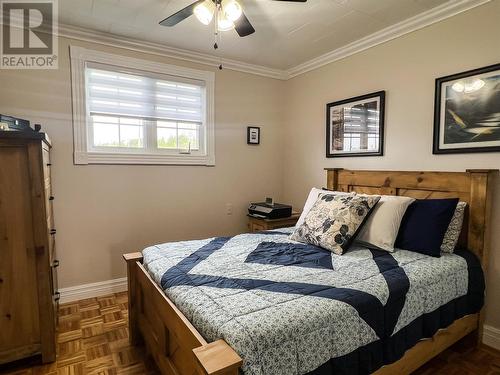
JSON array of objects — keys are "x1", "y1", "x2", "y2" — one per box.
[{"x1": 123, "y1": 168, "x2": 497, "y2": 375}]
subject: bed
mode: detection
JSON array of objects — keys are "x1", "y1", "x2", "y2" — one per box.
[{"x1": 123, "y1": 168, "x2": 497, "y2": 375}]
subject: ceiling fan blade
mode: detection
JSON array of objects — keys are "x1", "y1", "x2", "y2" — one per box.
[
  {"x1": 159, "y1": 0, "x2": 204, "y2": 27},
  {"x1": 234, "y1": 12, "x2": 255, "y2": 37}
]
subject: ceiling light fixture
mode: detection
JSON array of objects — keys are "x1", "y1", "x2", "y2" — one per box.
[
  {"x1": 160, "y1": 0, "x2": 309, "y2": 69},
  {"x1": 452, "y1": 79, "x2": 485, "y2": 93},
  {"x1": 194, "y1": 0, "x2": 241, "y2": 29}
]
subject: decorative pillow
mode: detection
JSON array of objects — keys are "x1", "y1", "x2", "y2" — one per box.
[
  {"x1": 290, "y1": 193, "x2": 380, "y2": 255},
  {"x1": 355, "y1": 195, "x2": 415, "y2": 252},
  {"x1": 441, "y1": 201, "x2": 467, "y2": 253},
  {"x1": 296, "y1": 187, "x2": 353, "y2": 228},
  {"x1": 395, "y1": 198, "x2": 459, "y2": 257}
]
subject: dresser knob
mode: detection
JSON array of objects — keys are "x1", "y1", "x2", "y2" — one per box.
[
  {"x1": 50, "y1": 229, "x2": 57, "y2": 235},
  {"x1": 0, "y1": 278, "x2": 3, "y2": 283},
  {"x1": 5, "y1": 313, "x2": 11, "y2": 320},
  {"x1": 49, "y1": 196, "x2": 54, "y2": 201},
  {"x1": 52, "y1": 260, "x2": 60, "y2": 268},
  {"x1": 54, "y1": 292, "x2": 61, "y2": 302}
]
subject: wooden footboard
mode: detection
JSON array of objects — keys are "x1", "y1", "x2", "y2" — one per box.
[
  {"x1": 124, "y1": 251, "x2": 479, "y2": 375},
  {"x1": 123, "y1": 253, "x2": 242, "y2": 375}
]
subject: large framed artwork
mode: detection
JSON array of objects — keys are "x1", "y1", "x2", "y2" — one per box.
[
  {"x1": 326, "y1": 91, "x2": 385, "y2": 157},
  {"x1": 433, "y1": 63, "x2": 500, "y2": 154}
]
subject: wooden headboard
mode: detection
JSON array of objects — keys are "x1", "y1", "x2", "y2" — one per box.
[{"x1": 326, "y1": 168, "x2": 498, "y2": 270}]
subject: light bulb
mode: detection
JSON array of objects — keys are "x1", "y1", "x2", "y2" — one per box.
[
  {"x1": 222, "y1": 0, "x2": 242, "y2": 22},
  {"x1": 464, "y1": 79, "x2": 485, "y2": 93},
  {"x1": 194, "y1": 0, "x2": 215, "y2": 25},
  {"x1": 452, "y1": 82, "x2": 465, "y2": 93},
  {"x1": 218, "y1": 12, "x2": 234, "y2": 31}
]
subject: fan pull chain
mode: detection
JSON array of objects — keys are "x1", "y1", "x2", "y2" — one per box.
[
  {"x1": 213, "y1": 1, "x2": 219, "y2": 50},
  {"x1": 214, "y1": 1, "x2": 223, "y2": 70}
]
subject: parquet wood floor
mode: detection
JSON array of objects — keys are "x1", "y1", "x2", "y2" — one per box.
[
  {"x1": 0, "y1": 292, "x2": 499, "y2": 375},
  {"x1": 0, "y1": 292, "x2": 159, "y2": 375}
]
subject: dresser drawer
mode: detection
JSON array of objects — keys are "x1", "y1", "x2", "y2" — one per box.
[
  {"x1": 45, "y1": 188, "x2": 54, "y2": 223},
  {"x1": 249, "y1": 222, "x2": 266, "y2": 232},
  {"x1": 42, "y1": 148, "x2": 51, "y2": 187},
  {"x1": 248, "y1": 213, "x2": 300, "y2": 233},
  {"x1": 50, "y1": 245, "x2": 59, "y2": 322},
  {"x1": 48, "y1": 236, "x2": 56, "y2": 264}
]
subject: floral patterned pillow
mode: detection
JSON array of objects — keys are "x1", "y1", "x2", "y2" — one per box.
[
  {"x1": 441, "y1": 201, "x2": 467, "y2": 253},
  {"x1": 290, "y1": 193, "x2": 381, "y2": 255}
]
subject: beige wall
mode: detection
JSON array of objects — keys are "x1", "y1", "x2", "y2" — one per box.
[
  {"x1": 282, "y1": 1, "x2": 500, "y2": 328},
  {"x1": 0, "y1": 37, "x2": 285, "y2": 288},
  {"x1": 0, "y1": 0, "x2": 498, "y2": 331}
]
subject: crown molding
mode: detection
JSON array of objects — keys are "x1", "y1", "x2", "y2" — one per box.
[
  {"x1": 58, "y1": 23, "x2": 288, "y2": 80},
  {"x1": 286, "y1": 0, "x2": 491, "y2": 79},
  {"x1": 56, "y1": 0, "x2": 489, "y2": 81}
]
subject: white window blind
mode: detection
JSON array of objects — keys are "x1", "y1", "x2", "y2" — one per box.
[
  {"x1": 87, "y1": 67, "x2": 205, "y2": 124},
  {"x1": 85, "y1": 64, "x2": 207, "y2": 156}
]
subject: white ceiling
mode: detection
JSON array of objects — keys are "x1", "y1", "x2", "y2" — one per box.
[{"x1": 60, "y1": 0, "x2": 451, "y2": 69}]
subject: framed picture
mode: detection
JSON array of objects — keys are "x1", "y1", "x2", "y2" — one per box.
[
  {"x1": 433, "y1": 63, "x2": 500, "y2": 154},
  {"x1": 326, "y1": 91, "x2": 385, "y2": 157},
  {"x1": 247, "y1": 126, "x2": 260, "y2": 145}
]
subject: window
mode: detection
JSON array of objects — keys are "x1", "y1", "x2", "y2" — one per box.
[
  {"x1": 340, "y1": 105, "x2": 379, "y2": 152},
  {"x1": 70, "y1": 46, "x2": 215, "y2": 165}
]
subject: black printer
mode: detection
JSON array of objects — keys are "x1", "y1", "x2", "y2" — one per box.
[{"x1": 248, "y1": 202, "x2": 292, "y2": 219}]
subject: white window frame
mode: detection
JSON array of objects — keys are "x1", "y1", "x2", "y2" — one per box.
[{"x1": 70, "y1": 46, "x2": 215, "y2": 166}]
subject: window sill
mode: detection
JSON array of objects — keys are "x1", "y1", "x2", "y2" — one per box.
[{"x1": 74, "y1": 151, "x2": 215, "y2": 166}]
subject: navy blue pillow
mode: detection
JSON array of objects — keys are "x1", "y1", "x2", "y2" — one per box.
[{"x1": 395, "y1": 198, "x2": 459, "y2": 257}]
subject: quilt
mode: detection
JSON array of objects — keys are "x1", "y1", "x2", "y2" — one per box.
[{"x1": 142, "y1": 228, "x2": 484, "y2": 375}]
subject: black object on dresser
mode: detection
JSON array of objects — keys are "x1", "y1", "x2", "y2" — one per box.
[{"x1": 0, "y1": 119, "x2": 58, "y2": 364}]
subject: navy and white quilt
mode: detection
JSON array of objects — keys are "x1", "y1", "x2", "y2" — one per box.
[{"x1": 142, "y1": 228, "x2": 484, "y2": 375}]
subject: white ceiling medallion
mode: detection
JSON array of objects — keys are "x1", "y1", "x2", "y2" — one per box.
[{"x1": 57, "y1": 0, "x2": 490, "y2": 81}]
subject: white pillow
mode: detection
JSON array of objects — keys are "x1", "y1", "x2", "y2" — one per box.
[
  {"x1": 354, "y1": 195, "x2": 415, "y2": 252},
  {"x1": 296, "y1": 187, "x2": 353, "y2": 228}
]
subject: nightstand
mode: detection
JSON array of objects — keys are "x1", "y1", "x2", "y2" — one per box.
[{"x1": 248, "y1": 212, "x2": 301, "y2": 233}]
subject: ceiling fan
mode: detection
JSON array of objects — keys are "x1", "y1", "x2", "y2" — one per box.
[{"x1": 159, "y1": 0, "x2": 307, "y2": 38}]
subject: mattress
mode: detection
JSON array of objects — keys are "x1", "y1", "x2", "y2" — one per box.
[{"x1": 142, "y1": 228, "x2": 484, "y2": 375}]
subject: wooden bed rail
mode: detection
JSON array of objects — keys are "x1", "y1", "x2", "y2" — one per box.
[{"x1": 123, "y1": 253, "x2": 242, "y2": 375}]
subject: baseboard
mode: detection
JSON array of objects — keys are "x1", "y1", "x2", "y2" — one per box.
[
  {"x1": 59, "y1": 277, "x2": 128, "y2": 304},
  {"x1": 483, "y1": 325, "x2": 500, "y2": 350}
]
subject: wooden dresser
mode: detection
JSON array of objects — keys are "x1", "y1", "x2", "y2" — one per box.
[{"x1": 0, "y1": 129, "x2": 58, "y2": 364}]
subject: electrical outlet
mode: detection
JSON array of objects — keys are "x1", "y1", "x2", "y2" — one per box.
[{"x1": 225, "y1": 203, "x2": 233, "y2": 215}]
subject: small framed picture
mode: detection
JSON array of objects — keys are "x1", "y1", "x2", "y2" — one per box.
[
  {"x1": 326, "y1": 91, "x2": 385, "y2": 157},
  {"x1": 247, "y1": 126, "x2": 260, "y2": 145},
  {"x1": 433, "y1": 63, "x2": 500, "y2": 154}
]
